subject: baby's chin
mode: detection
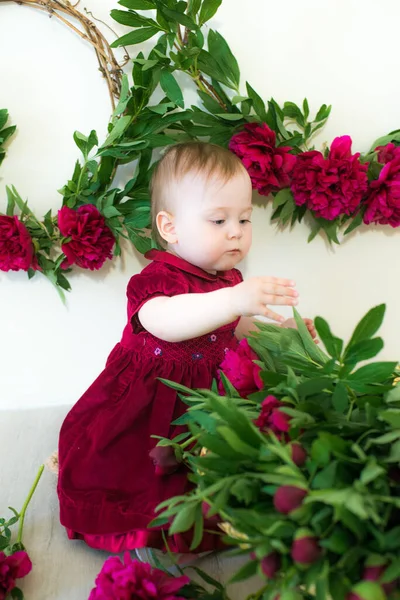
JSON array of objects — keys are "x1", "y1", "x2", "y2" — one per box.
[{"x1": 208, "y1": 252, "x2": 244, "y2": 272}]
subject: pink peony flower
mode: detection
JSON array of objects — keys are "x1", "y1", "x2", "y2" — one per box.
[
  {"x1": 229, "y1": 123, "x2": 297, "y2": 196},
  {"x1": 0, "y1": 551, "x2": 32, "y2": 600},
  {"x1": 149, "y1": 445, "x2": 181, "y2": 476},
  {"x1": 273, "y1": 486, "x2": 307, "y2": 515},
  {"x1": 218, "y1": 338, "x2": 263, "y2": 398},
  {"x1": 363, "y1": 157, "x2": 400, "y2": 227},
  {"x1": 375, "y1": 142, "x2": 400, "y2": 164},
  {"x1": 58, "y1": 204, "x2": 114, "y2": 270},
  {"x1": 291, "y1": 531, "x2": 321, "y2": 565},
  {"x1": 89, "y1": 552, "x2": 190, "y2": 600},
  {"x1": 291, "y1": 135, "x2": 368, "y2": 220},
  {"x1": 254, "y1": 395, "x2": 291, "y2": 439},
  {"x1": 0, "y1": 215, "x2": 37, "y2": 272}
]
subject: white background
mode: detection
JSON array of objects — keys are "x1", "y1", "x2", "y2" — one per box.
[{"x1": 0, "y1": 0, "x2": 399, "y2": 410}]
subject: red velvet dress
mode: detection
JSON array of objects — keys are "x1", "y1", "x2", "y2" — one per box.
[{"x1": 57, "y1": 250, "x2": 242, "y2": 553}]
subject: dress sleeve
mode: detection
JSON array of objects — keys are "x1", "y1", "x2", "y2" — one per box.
[{"x1": 126, "y1": 266, "x2": 190, "y2": 332}]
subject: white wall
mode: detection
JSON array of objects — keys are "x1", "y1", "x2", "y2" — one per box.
[{"x1": 0, "y1": 0, "x2": 399, "y2": 410}]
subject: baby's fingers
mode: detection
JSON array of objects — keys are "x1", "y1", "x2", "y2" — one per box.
[
  {"x1": 262, "y1": 283, "x2": 299, "y2": 299},
  {"x1": 262, "y1": 307, "x2": 286, "y2": 323},
  {"x1": 263, "y1": 293, "x2": 299, "y2": 307}
]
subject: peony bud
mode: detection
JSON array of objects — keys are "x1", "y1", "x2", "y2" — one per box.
[
  {"x1": 260, "y1": 551, "x2": 281, "y2": 578},
  {"x1": 291, "y1": 443, "x2": 307, "y2": 467},
  {"x1": 363, "y1": 563, "x2": 397, "y2": 595},
  {"x1": 274, "y1": 486, "x2": 307, "y2": 514},
  {"x1": 389, "y1": 466, "x2": 400, "y2": 484},
  {"x1": 291, "y1": 529, "x2": 321, "y2": 565},
  {"x1": 346, "y1": 581, "x2": 387, "y2": 600},
  {"x1": 149, "y1": 445, "x2": 181, "y2": 476}
]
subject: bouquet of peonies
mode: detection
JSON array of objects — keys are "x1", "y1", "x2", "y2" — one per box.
[
  {"x1": 0, "y1": 466, "x2": 43, "y2": 600},
  {"x1": 153, "y1": 306, "x2": 400, "y2": 600}
]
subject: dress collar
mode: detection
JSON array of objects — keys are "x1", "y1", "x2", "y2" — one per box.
[{"x1": 145, "y1": 249, "x2": 235, "y2": 282}]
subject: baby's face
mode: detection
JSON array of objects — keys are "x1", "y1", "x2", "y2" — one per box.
[{"x1": 168, "y1": 169, "x2": 253, "y2": 272}]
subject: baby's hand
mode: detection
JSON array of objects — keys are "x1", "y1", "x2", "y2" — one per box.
[
  {"x1": 281, "y1": 317, "x2": 319, "y2": 343},
  {"x1": 231, "y1": 277, "x2": 298, "y2": 323}
]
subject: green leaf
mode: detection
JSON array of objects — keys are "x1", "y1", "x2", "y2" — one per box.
[
  {"x1": 190, "y1": 504, "x2": 204, "y2": 550},
  {"x1": 344, "y1": 210, "x2": 363, "y2": 236},
  {"x1": 118, "y1": 0, "x2": 155, "y2": 8},
  {"x1": 381, "y1": 558, "x2": 400, "y2": 584},
  {"x1": 187, "y1": 0, "x2": 202, "y2": 16},
  {"x1": 379, "y1": 409, "x2": 400, "y2": 428},
  {"x1": 228, "y1": 559, "x2": 258, "y2": 584},
  {"x1": 73, "y1": 131, "x2": 88, "y2": 157},
  {"x1": 293, "y1": 308, "x2": 328, "y2": 365},
  {"x1": 217, "y1": 426, "x2": 259, "y2": 457},
  {"x1": 344, "y1": 338, "x2": 384, "y2": 364},
  {"x1": 360, "y1": 460, "x2": 385, "y2": 485},
  {"x1": 197, "y1": 50, "x2": 234, "y2": 88},
  {"x1": 332, "y1": 382, "x2": 349, "y2": 412},
  {"x1": 320, "y1": 526, "x2": 353, "y2": 554},
  {"x1": 273, "y1": 188, "x2": 293, "y2": 210},
  {"x1": 199, "y1": 0, "x2": 222, "y2": 25},
  {"x1": 347, "y1": 582, "x2": 386, "y2": 600},
  {"x1": 215, "y1": 113, "x2": 243, "y2": 121},
  {"x1": 110, "y1": 9, "x2": 156, "y2": 27},
  {"x1": 11, "y1": 588, "x2": 24, "y2": 600},
  {"x1": 347, "y1": 362, "x2": 397, "y2": 384},
  {"x1": 245, "y1": 82, "x2": 267, "y2": 120},
  {"x1": 314, "y1": 316, "x2": 343, "y2": 359},
  {"x1": 345, "y1": 304, "x2": 386, "y2": 352},
  {"x1": 159, "y1": 69, "x2": 184, "y2": 108},
  {"x1": 314, "y1": 103, "x2": 332, "y2": 123},
  {"x1": 169, "y1": 503, "x2": 198, "y2": 534},
  {"x1": 111, "y1": 26, "x2": 159, "y2": 48},
  {"x1": 0, "y1": 108, "x2": 9, "y2": 130},
  {"x1": 101, "y1": 116, "x2": 132, "y2": 147},
  {"x1": 312, "y1": 461, "x2": 337, "y2": 489},
  {"x1": 207, "y1": 30, "x2": 240, "y2": 88},
  {"x1": 283, "y1": 101, "x2": 304, "y2": 126},
  {"x1": 303, "y1": 98, "x2": 310, "y2": 119},
  {"x1": 159, "y1": 6, "x2": 198, "y2": 30}
]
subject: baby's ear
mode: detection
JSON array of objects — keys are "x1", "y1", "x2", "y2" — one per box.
[{"x1": 156, "y1": 211, "x2": 177, "y2": 244}]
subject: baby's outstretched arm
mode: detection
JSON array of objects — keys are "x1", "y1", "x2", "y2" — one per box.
[{"x1": 138, "y1": 277, "x2": 298, "y2": 342}]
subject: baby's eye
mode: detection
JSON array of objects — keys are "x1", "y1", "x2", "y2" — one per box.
[
  {"x1": 212, "y1": 220, "x2": 225, "y2": 225},
  {"x1": 240, "y1": 219, "x2": 251, "y2": 224}
]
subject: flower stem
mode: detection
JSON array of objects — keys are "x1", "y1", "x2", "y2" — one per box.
[{"x1": 17, "y1": 465, "x2": 44, "y2": 545}]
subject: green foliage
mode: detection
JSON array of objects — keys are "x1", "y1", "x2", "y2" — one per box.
[
  {"x1": 0, "y1": 109, "x2": 16, "y2": 168},
  {"x1": 155, "y1": 307, "x2": 400, "y2": 598}
]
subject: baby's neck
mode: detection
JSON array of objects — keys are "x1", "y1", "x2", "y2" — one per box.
[{"x1": 165, "y1": 246, "x2": 217, "y2": 275}]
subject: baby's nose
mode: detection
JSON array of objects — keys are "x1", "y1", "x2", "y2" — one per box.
[{"x1": 228, "y1": 224, "x2": 243, "y2": 239}]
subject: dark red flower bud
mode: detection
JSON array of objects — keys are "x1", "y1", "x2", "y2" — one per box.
[
  {"x1": 363, "y1": 564, "x2": 397, "y2": 594},
  {"x1": 291, "y1": 530, "x2": 321, "y2": 565},
  {"x1": 260, "y1": 551, "x2": 281, "y2": 578},
  {"x1": 346, "y1": 581, "x2": 387, "y2": 600},
  {"x1": 149, "y1": 445, "x2": 181, "y2": 476},
  {"x1": 273, "y1": 486, "x2": 307, "y2": 514},
  {"x1": 291, "y1": 443, "x2": 307, "y2": 467},
  {"x1": 389, "y1": 466, "x2": 400, "y2": 484}
]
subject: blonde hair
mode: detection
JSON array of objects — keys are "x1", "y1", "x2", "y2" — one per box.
[{"x1": 150, "y1": 142, "x2": 247, "y2": 247}]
